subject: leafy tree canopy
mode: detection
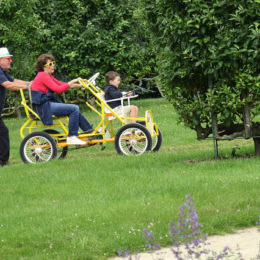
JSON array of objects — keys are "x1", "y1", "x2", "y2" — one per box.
[
  {"x1": 139, "y1": 0, "x2": 260, "y2": 153},
  {"x1": 0, "y1": 0, "x2": 157, "y2": 116}
]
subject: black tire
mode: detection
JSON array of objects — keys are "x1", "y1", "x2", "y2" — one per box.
[
  {"x1": 20, "y1": 131, "x2": 57, "y2": 163},
  {"x1": 115, "y1": 123, "x2": 152, "y2": 155},
  {"x1": 43, "y1": 129, "x2": 68, "y2": 159},
  {"x1": 152, "y1": 128, "x2": 162, "y2": 152}
]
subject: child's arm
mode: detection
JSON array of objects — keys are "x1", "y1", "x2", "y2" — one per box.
[{"x1": 107, "y1": 87, "x2": 123, "y2": 99}]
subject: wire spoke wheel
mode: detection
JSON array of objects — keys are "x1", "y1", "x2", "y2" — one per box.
[
  {"x1": 20, "y1": 132, "x2": 57, "y2": 163},
  {"x1": 115, "y1": 123, "x2": 152, "y2": 155},
  {"x1": 43, "y1": 129, "x2": 68, "y2": 159}
]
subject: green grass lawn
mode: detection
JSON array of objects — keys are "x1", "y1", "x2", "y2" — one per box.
[{"x1": 1, "y1": 98, "x2": 260, "y2": 259}]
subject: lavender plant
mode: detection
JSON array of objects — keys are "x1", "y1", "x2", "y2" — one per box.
[
  {"x1": 169, "y1": 194, "x2": 207, "y2": 257},
  {"x1": 143, "y1": 228, "x2": 160, "y2": 251},
  {"x1": 167, "y1": 195, "x2": 232, "y2": 259},
  {"x1": 117, "y1": 195, "x2": 260, "y2": 259}
]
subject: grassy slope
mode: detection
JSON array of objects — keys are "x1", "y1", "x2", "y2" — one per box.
[{"x1": 0, "y1": 98, "x2": 259, "y2": 259}]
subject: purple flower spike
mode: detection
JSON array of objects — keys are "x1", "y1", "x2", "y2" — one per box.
[{"x1": 117, "y1": 195, "x2": 260, "y2": 259}]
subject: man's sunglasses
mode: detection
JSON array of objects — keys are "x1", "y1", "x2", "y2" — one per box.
[{"x1": 44, "y1": 61, "x2": 55, "y2": 67}]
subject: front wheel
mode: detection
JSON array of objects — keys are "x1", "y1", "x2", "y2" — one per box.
[
  {"x1": 115, "y1": 123, "x2": 152, "y2": 155},
  {"x1": 20, "y1": 132, "x2": 57, "y2": 163},
  {"x1": 152, "y1": 128, "x2": 162, "y2": 152}
]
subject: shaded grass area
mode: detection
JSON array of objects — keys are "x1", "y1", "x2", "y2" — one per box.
[{"x1": 0, "y1": 98, "x2": 259, "y2": 259}]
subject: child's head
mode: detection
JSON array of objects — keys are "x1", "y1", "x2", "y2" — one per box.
[{"x1": 106, "y1": 71, "x2": 120, "y2": 88}]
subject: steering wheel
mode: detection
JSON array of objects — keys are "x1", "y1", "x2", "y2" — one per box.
[{"x1": 88, "y1": 72, "x2": 100, "y2": 86}]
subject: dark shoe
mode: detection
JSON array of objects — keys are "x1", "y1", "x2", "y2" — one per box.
[
  {"x1": 81, "y1": 129, "x2": 94, "y2": 134},
  {"x1": 0, "y1": 160, "x2": 9, "y2": 167}
]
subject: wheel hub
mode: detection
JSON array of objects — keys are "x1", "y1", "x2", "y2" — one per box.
[
  {"x1": 129, "y1": 139, "x2": 137, "y2": 145},
  {"x1": 35, "y1": 147, "x2": 42, "y2": 155}
]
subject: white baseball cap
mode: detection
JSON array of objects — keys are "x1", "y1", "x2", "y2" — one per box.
[{"x1": 0, "y1": 47, "x2": 13, "y2": 58}]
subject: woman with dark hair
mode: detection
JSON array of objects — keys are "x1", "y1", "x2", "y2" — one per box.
[{"x1": 31, "y1": 54, "x2": 92, "y2": 145}]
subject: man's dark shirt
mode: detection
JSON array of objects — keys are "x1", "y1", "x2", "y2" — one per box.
[{"x1": 0, "y1": 66, "x2": 14, "y2": 115}]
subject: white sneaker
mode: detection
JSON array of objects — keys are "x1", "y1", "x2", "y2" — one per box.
[{"x1": 66, "y1": 136, "x2": 86, "y2": 145}]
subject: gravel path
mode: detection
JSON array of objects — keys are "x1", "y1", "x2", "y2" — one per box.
[{"x1": 111, "y1": 227, "x2": 259, "y2": 260}]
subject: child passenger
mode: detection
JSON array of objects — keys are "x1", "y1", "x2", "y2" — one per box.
[{"x1": 104, "y1": 71, "x2": 138, "y2": 123}]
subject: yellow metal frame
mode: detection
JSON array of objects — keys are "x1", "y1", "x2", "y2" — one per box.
[
  {"x1": 19, "y1": 89, "x2": 69, "y2": 140},
  {"x1": 79, "y1": 79, "x2": 159, "y2": 138},
  {"x1": 19, "y1": 78, "x2": 159, "y2": 150}
]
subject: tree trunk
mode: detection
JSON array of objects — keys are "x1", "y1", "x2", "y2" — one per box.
[
  {"x1": 155, "y1": 82, "x2": 165, "y2": 97},
  {"x1": 212, "y1": 112, "x2": 220, "y2": 139},
  {"x1": 244, "y1": 102, "x2": 251, "y2": 139},
  {"x1": 242, "y1": 91, "x2": 252, "y2": 139},
  {"x1": 208, "y1": 75, "x2": 220, "y2": 139},
  {"x1": 16, "y1": 107, "x2": 22, "y2": 120},
  {"x1": 253, "y1": 138, "x2": 260, "y2": 156}
]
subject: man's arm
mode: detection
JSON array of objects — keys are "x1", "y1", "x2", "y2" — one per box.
[
  {"x1": 14, "y1": 79, "x2": 31, "y2": 85},
  {"x1": 1, "y1": 80, "x2": 29, "y2": 91}
]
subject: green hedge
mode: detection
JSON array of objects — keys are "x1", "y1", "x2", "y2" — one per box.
[{"x1": 1, "y1": 0, "x2": 158, "y2": 117}]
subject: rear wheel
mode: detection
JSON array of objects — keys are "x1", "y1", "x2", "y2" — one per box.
[
  {"x1": 20, "y1": 132, "x2": 57, "y2": 163},
  {"x1": 43, "y1": 129, "x2": 68, "y2": 159},
  {"x1": 115, "y1": 123, "x2": 152, "y2": 155}
]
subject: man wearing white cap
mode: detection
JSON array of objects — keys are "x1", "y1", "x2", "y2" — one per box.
[{"x1": 0, "y1": 47, "x2": 30, "y2": 166}]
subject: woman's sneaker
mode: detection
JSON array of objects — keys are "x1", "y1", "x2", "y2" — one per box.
[{"x1": 66, "y1": 136, "x2": 86, "y2": 145}]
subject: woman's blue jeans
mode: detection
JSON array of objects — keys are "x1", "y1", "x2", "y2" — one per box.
[{"x1": 49, "y1": 102, "x2": 92, "y2": 136}]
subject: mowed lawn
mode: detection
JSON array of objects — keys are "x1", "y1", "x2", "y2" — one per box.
[{"x1": 0, "y1": 98, "x2": 259, "y2": 259}]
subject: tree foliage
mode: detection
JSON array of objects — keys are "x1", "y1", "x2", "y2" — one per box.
[
  {"x1": 35, "y1": 0, "x2": 154, "y2": 79},
  {"x1": 0, "y1": 0, "x2": 44, "y2": 79},
  {"x1": 0, "y1": 0, "x2": 44, "y2": 115},
  {"x1": 0, "y1": 0, "x2": 157, "y2": 116},
  {"x1": 139, "y1": 0, "x2": 260, "y2": 152}
]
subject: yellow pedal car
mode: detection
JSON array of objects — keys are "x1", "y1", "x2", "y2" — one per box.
[{"x1": 19, "y1": 73, "x2": 162, "y2": 163}]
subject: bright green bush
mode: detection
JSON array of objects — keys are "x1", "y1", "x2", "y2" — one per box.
[
  {"x1": 1, "y1": 0, "x2": 158, "y2": 116},
  {"x1": 34, "y1": 0, "x2": 157, "y2": 92},
  {"x1": 138, "y1": 0, "x2": 260, "y2": 147},
  {"x1": 0, "y1": 0, "x2": 43, "y2": 116}
]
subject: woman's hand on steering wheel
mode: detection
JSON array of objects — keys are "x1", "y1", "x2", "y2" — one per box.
[{"x1": 68, "y1": 77, "x2": 83, "y2": 88}]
